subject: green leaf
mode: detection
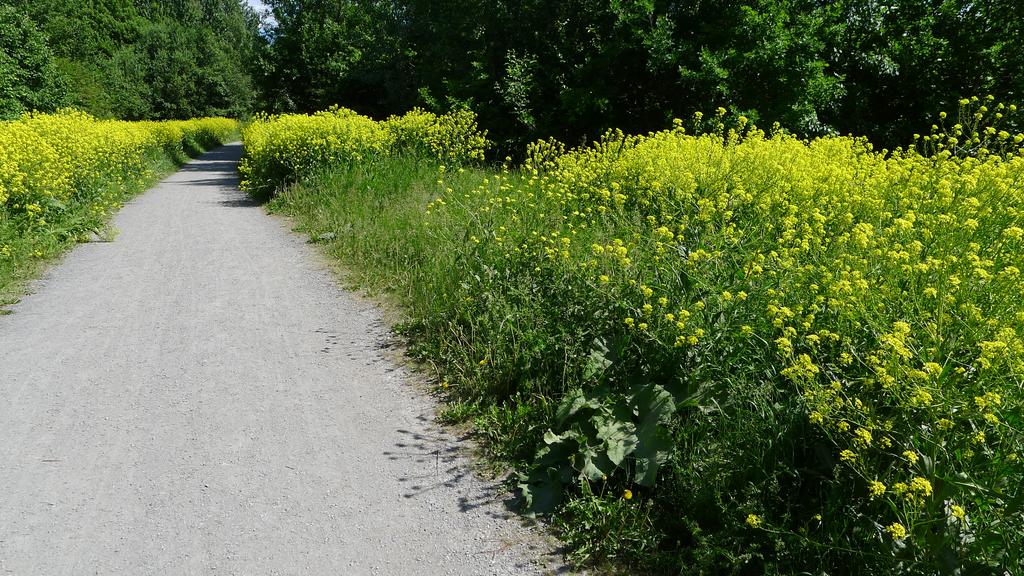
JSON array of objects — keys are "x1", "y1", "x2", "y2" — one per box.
[
  {"x1": 580, "y1": 446, "x2": 613, "y2": 481},
  {"x1": 518, "y1": 465, "x2": 567, "y2": 515},
  {"x1": 555, "y1": 388, "x2": 600, "y2": 425},
  {"x1": 632, "y1": 383, "x2": 675, "y2": 431},
  {"x1": 543, "y1": 429, "x2": 566, "y2": 445},
  {"x1": 633, "y1": 426, "x2": 673, "y2": 486},
  {"x1": 582, "y1": 340, "x2": 613, "y2": 382},
  {"x1": 593, "y1": 413, "x2": 638, "y2": 466},
  {"x1": 628, "y1": 384, "x2": 676, "y2": 487}
]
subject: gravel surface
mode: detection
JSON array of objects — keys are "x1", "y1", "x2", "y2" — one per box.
[{"x1": 0, "y1": 145, "x2": 566, "y2": 575}]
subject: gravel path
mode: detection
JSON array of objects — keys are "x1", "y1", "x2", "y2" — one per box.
[{"x1": 0, "y1": 145, "x2": 563, "y2": 575}]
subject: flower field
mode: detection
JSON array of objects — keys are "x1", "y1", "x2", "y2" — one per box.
[
  {"x1": 0, "y1": 111, "x2": 238, "y2": 299},
  {"x1": 245, "y1": 104, "x2": 1024, "y2": 574}
]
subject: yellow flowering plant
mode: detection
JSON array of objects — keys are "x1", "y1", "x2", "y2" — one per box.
[
  {"x1": 1, "y1": 111, "x2": 238, "y2": 297},
  {"x1": 247, "y1": 102, "x2": 1024, "y2": 574},
  {"x1": 238, "y1": 106, "x2": 489, "y2": 198}
]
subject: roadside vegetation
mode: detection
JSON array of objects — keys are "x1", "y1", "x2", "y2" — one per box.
[
  {"x1": 0, "y1": 111, "x2": 238, "y2": 304},
  {"x1": 241, "y1": 102, "x2": 1024, "y2": 575}
]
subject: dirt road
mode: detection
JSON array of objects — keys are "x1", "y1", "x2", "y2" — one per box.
[{"x1": 0, "y1": 145, "x2": 559, "y2": 575}]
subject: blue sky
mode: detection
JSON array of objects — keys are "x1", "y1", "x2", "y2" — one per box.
[{"x1": 244, "y1": 0, "x2": 269, "y2": 13}]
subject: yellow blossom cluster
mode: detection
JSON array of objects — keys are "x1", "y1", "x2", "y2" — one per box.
[
  {"x1": 238, "y1": 106, "x2": 489, "y2": 195},
  {"x1": 1, "y1": 110, "x2": 237, "y2": 225},
  {"x1": 384, "y1": 108, "x2": 490, "y2": 165}
]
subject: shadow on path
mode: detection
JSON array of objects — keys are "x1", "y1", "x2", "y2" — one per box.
[{"x1": 175, "y1": 143, "x2": 263, "y2": 202}]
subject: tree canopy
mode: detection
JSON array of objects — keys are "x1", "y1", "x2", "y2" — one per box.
[
  {"x1": 0, "y1": 0, "x2": 266, "y2": 119},
  {"x1": 2, "y1": 0, "x2": 1022, "y2": 147},
  {"x1": 0, "y1": 5, "x2": 66, "y2": 118},
  {"x1": 262, "y1": 0, "x2": 1024, "y2": 152}
]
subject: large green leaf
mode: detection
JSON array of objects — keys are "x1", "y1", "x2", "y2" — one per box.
[
  {"x1": 593, "y1": 413, "x2": 638, "y2": 466},
  {"x1": 555, "y1": 388, "x2": 600, "y2": 425},
  {"x1": 633, "y1": 382, "x2": 675, "y2": 434},
  {"x1": 633, "y1": 426, "x2": 674, "y2": 486},
  {"x1": 518, "y1": 466, "x2": 568, "y2": 514},
  {"x1": 582, "y1": 339, "x2": 613, "y2": 382},
  {"x1": 580, "y1": 446, "x2": 615, "y2": 481},
  {"x1": 631, "y1": 383, "x2": 676, "y2": 486}
]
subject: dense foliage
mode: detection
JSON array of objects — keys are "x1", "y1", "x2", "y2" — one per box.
[
  {"x1": 0, "y1": 0, "x2": 264, "y2": 120},
  {"x1": 0, "y1": 5, "x2": 66, "y2": 118},
  {"x1": 262, "y1": 0, "x2": 1024, "y2": 154},
  {"x1": 242, "y1": 103, "x2": 1024, "y2": 574},
  {"x1": 7, "y1": 0, "x2": 1019, "y2": 152},
  {"x1": 0, "y1": 111, "x2": 238, "y2": 297}
]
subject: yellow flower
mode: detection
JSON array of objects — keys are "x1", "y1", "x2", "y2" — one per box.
[
  {"x1": 623, "y1": 489, "x2": 633, "y2": 500},
  {"x1": 745, "y1": 514, "x2": 763, "y2": 528},
  {"x1": 886, "y1": 522, "x2": 908, "y2": 540},
  {"x1": 853, "y1": 428, "x2": 872, "y2": 448},
  {"x1": 868, "y1": 481, "x2": 886, "y2": 498},
  {"x1": 902, "y1": 450, "x2": 919, "y2": 464},
  {"x1": 908, "y1": 477, "x2": 932, "y2": 497},
  {"x1": 775, "y1": 337, "x2": 793, "y2": 355},
  {"x1": 839, "y1": 449, "x2": 856, "y2": 463},
  {"x1": 950, "y1": 504, "x2": 966, "y2": 522},
  {"x1": 910, "y1": 388, "x2": 933, "y2": 406}
]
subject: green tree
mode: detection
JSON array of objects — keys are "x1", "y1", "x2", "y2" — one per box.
[
  {"x1": 261, "y1": 0, "x2": 1024, "y2": 152},
  {"x1": 822, "y1": 0, "x2": 1024, "y2": 145},
  {"x1": 0, "y1": 5, "x2": 66, "y2": 118},
  {"x1": 3, "y1": 0, "x2": 265, "y2": 119},
  {"x1": 265, "y1": 0, "x2": 410, "y2": 116}
]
